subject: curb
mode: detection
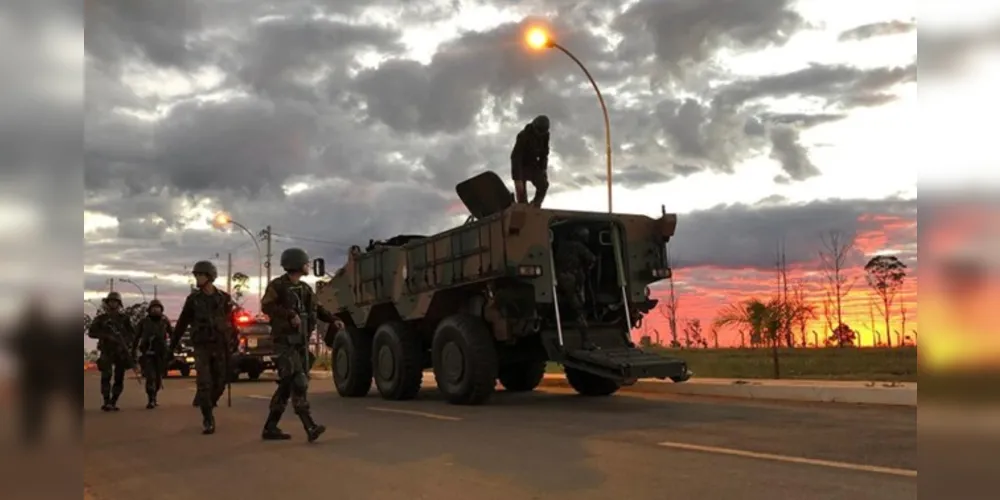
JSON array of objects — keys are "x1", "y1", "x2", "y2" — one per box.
[
  {"x1": 308, "y1": 370, "x2": 916, "y2": 407},
  {"x1": 538, "y1": 374, "x2": 917, "y2": 407}
]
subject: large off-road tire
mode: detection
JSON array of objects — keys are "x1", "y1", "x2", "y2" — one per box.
[
  {"x1": 432, "y1": 314, "x2": 498, "y2": 405},
  {"x1": 565, "y1": 367, "x2": 621, "y2": 397},
  {"x1": 331, "y1": 327, "x2": 373, "y2": 398},
  {"x1": 498, "y1": 360, "x2": 547, "y2": 392},
  {"x1": 179, "y1": 366, "x2": 191, "y2": 378},
  {"x1": 372, "y1": 321, "x2": 424, "y2": 401},
  {"x1": 247, "y1": 367, "x2": 263, "y2": 381}
]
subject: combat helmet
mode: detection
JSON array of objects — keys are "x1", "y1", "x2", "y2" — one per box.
[
  {"x1": 148, "y1": 299, "x2": 164, "y2": 312},
  {"x1": 532, "y1": 115, "x2": 550, "y2": 134},
  {"x1": 103, "y1": 291, "x2": 123, "y2": 305},
  {"x1": 192, "y1": 260, "x2": 218, "y2": 281},
  {"x1": 280, "y1": 247, "x2": 310, "y2": 272}
]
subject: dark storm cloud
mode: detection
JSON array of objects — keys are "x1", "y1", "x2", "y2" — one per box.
[
  {"x1": 614, "y1": 0, "x2": 806, "y2": 80},
  {"x1": 85, "y1": 0, "x2": 206, "y2": 71},
  {"x1": 231, "y1": 16, "x2": 405, "y2": 103},
  {"x1": 718, "y1": 62, "x2": 917, "y2": 111},
  {"x1": 669, "y1": 197, "x2": 917, "y2": 270},
  {"x1": 768, "y1": 125, "x2": 819, "y2": 183},
  {"x1": 838, "y1": 20, "x2": 916, "y2": 42}
]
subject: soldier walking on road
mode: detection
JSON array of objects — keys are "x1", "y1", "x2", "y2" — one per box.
[
  {"x1": 510, "y1": 114, "x2": 551, "y2": 207},
  {"x1": 259, "y1": 247, "x2": 336, "y2": 442},
  {"x1": 170, "y1": 261, "x2": 238, "y2": 435},
  {"x1": 87, "y1": 291, "x2": 137, "y2": 411},
  {"x1": 135, "y1": 299, "x2": 172, "y2": 409},
  {"x1": 554, "y1": 227, "x2": 597, "y2": 351}
]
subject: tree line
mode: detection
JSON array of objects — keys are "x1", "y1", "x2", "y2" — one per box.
[{"x1": 642, "y1": 230, "x2": 914, "y2": 349}]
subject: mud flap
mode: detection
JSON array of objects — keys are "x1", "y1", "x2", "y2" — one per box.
[{"x1": 564, "y1": 347, "x2": 689, "y2": 382}]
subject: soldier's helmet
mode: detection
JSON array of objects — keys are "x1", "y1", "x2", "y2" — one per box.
[
  {"x1": 532, "y1": 115, "x2": 550, "y2": 134},
  {"x1": 103, "y1": 291, "x2": 123, "y2": 305},
  {"x1": 148, "y1": 299, "x2": 164, "y2": 311},
  {"x1": 280, "y1": 247, "x2": 310, "y2": 272},
  {"x1": 574, "y1": 226, "x2": 590, "y2": 241},
  {"x1": 192, "y1": 260, "x2": 218, "y2": 281}
]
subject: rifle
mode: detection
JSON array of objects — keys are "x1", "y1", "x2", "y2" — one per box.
[
  {"x1": 220, "y1": 326, "x2": 232, "y2": 408},
  {"x1": 104, "y1": 319, "x2": 144, "y2": 389},
  {"x1": 292, "y1": 291, "x2": 311, "y2": 380}
]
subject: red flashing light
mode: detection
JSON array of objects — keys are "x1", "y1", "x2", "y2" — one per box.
[{"x1": 236, "y1": 314, "x2": 251, "y2": 324}]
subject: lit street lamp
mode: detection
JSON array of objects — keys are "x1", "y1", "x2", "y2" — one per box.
[
  {"x1": 525, "y1": 26, "x2": 614, "y2": 213},
  {"x1": 213, "y1": 212, "x2": 264, "y2": 310},
  {"x1": 117, "y1": 277, "x2": 147, "y2": 303}
]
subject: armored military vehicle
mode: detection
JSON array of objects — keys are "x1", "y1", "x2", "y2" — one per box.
[{"x1": 313, "y1": 171, "x2": 690, "y2": 406}]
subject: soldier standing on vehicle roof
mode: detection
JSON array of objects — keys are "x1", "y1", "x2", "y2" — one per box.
[
  {"x1": 170, "y1": 261, "x2": 238, "y2": 435},
  {"x1": 259, "y1": 247, "x2": 336, "y2": 442},
  {"x1": 510, "y1": 114, "x2": 551, "y2": 207},
  {"x1": 555, "y1": 227, "x2": 598, "y2": 351},
  {"x1": 87, "y1": 291, "x2": 138, "y2": 412},
  {"x1": 135, "y1": 299, "x2": 172, "y2": 409}
]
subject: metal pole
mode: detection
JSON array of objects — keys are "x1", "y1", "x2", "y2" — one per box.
[
  {"x1": 109, "y1": 278, "x2": 115, "y2": 292},
  {"x1": 226, "y1": 252, "x2": 232, "y2": 294},
  {"x1": 552, "y1": 42, "x2": 613, "y2": 213},
  {"x1": 229, "y1": 220, "x2": 263, "y2": 311},
  {"x1": 265, "y1": 225, "x2": 272, "y2": 284},
  {"x1": 153, "y1": 285, "x2": 158, "y2": 299}
]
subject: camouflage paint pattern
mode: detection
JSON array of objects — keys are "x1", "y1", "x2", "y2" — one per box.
[{"x1": 315, "y1": 203, "x2": 677, "y2": 340}]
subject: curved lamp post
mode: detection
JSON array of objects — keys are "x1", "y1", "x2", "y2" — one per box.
[
  {"x1": 214, "y1": 212, "x2": 264, "y2": 310},
  {"x1": 117, "y1": 277, "x2": 147, "y2": 303},
  {"x1": 525, "y1": 27, "x2": 614, "y2": 213}
]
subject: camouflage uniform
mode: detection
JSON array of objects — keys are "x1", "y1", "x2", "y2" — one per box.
[
  {"x1": 86, "y1": 291, "x2": 137, "y2": 411},
  {"x1": 510, "y1": 115, "x2": 550, "y2": 207},
  {"x1": 135, "y1": 299, "x2": 172, "y2": 409},
  {"x1": 171, "y1": 261, "x2": 237, "y2": 435},
  {"x1": 555, "y1": 227, "x2": 597, "y2": 350},
  {"x1": 260, "y1": 247, "x2": 334, "y2": 442}
]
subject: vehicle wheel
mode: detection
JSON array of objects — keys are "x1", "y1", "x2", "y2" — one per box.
[
  {"x1": 670, "y1": 371, "x2": 692, "y2": 383},
  {"x1": 372, "y1": 321, "x2": 423, "y2": 401},
  {"x1": 180, "y1": 366, "x2": 191, "y2": 378},
  {"x1": 565, "y1": 367, "x2": 620, "y2": 397},
  {"x1": 498, "y1": 360, "x2": 547, "y2": 392},
  {"x1": 331, "y1": 326, "x2": 373, "y2": 397},
  {"x1": 432, "y1": 314, "x2": 498, "y2": 405},
  {"x1": 248, "y1": 368, "x2": 263, "y2": 381}
]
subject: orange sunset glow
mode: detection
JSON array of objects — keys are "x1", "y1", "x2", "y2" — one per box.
[{"x1": 633, "y1": 213, "x2": 918, "y2": 348}]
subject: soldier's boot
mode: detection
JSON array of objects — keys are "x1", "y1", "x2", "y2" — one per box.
[
  {"x1": 261, "y1": 410, "x2": 291, "y2": 441},
  {"x1": 109, "y1": 392, "x2": 121, "y2": 412},
  {"x1": 192, "y1": 394, "x2": 199, "y2": 407},
  {"x1": 297, "y1": 412, "x2": 325, "y2": 443},
  {"x1": 101, "y1": 395, "x2": 112, "y2": 412},
  {"x1": 145, "y1": 390, "x2": 156, "y2": 409},
  {"x1": 201, "y1": 406, "x2": 216, "y2": 435}
]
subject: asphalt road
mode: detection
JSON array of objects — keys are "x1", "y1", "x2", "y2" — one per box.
[{"x1": 84, "y1": 372, "x2": 916, "y2": 500}]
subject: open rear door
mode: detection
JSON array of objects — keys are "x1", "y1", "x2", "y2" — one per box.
[{"x1": 456, "y1": 171, "x2": 514, "y2": 219}]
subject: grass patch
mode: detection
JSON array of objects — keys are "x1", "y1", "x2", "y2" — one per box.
[{"x1": 548, "y1": 347, "x2": 917, "y2": 382}]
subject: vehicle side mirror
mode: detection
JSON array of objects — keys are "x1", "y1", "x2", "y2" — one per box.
[{"x1": 313, "y1": 258, "x2": 326, "y2": 277}]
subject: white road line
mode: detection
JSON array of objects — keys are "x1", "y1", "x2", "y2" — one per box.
[
  {"x1": 657, "y1": 441, "x2": 917, "y2": 478},
  {"x1": 366, "y1": 406, "x2": 463, "y2": 422},
  {"x1": 246, "y1": 395, "x2": 271, "y2": 400}
]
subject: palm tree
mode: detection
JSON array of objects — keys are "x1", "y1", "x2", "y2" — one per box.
[{"x1": 714, "y1": 298, "x2": 783, "y2": 347}]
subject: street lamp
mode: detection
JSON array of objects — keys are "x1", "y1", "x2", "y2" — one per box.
[
  {"x1": 118, "y1": 277, "x2": 147, "y2": 303},
  {"x1": 525, "y1": 26, "x2": 614, "y2": 213},
  {"x1": 213, "y1": 212, "x2": 264, "y2": 310}
]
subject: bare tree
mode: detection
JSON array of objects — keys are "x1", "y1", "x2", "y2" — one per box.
[
  {"x1": 864, "y1": 255, "x2": 908, "y2": 348},
  {"x1": 790, "y1": 281, "x2": 815, "y2": 347},
  {"x1": 899, "y1": 299, "x2": 908, "y2": 346},
  {"x1": 709, "y1": 323, "x2": 720, "y2": 349},
  {"x1": 819, "y1": 230, "x2": 858, "y2": 333},
  {"x1": 867, "y1": 294, "x2": 878, "y2": 347},
  {"x1": 774, "y1": 240, "x2": 794, "y2": 347},
  {"x1": 663, "y1": 245, "x2": 680, "y2": 347}
]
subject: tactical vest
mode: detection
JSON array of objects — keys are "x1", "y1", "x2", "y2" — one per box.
[{"x1": 189, "y1": 292, "x2": 233, "y2": 345}]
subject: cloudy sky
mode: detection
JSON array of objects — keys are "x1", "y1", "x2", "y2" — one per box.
[{"x1": 81, "y1": 0, "x2": 919, "y2": 347}]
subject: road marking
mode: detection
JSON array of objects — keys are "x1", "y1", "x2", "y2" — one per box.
[
  {"x1": 656, "y1": 441, "x2": 917, "y2": 478},
  {"x1": 366, "y1": 406, "x2": 463, "y2": 422},
  {"x1": 247, "y1": 395, "x2": 270, "y2": 400}
]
